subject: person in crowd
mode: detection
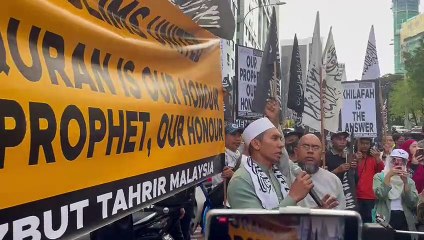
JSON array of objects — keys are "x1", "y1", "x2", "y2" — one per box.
[
  {"x1": 211, "y1": 123, "x2": 243, "y2": 189},
  {"x1": 227, "y1": 117, "x2": 338, "y2": 209},
  {"x1": 381, "y1": 135, "x2": 395, "y2": 161},
  {"x1": 326, "y1": 131, "x2": 357, "y2": 182},
  {"x1": 295, "y1": 134, "x2": 345, "y2": 209},
  {"x1": 422, "y1": 125, "x2": 424, "y2": 137},
  {"x1": 262, "y1": 98, "x2": 295, "y2": 182},
  {"x1": 208, "y1": 123, "x2": 244, "y2": 209},
  {"x1": 283, "y1": 129, "x2": 303, "y2": 163},
  {"x1": 417, "y1": 191, "x2": 424, "y2": 238},
  {"x1": 355, "y1": 137, "x2": 385, "y2": 223},
  {"x1": 394, "y1": 134, "x2": 406, "y2": 149},
  {"x1": 402, "y1": 139, "x2": 424, "y2": 194},
  {"x1": 373, "y1": 149, "x2": 418, "y2": 240},
  {"x1": 179, "y1": 187, "x2": 196, "y2": 240}
]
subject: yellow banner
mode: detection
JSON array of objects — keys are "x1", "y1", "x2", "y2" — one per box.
[
  {"x1": 0, "y1": 0, "x2": 224, "y2": 238},
  {"x1": 401, "y1": 14, "x2": 424, "y2": 43}
]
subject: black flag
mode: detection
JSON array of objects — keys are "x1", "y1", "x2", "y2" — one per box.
[
  {"x1": 170, "y1": 0, "x2": 236, "y2": 40},
  {"x1": 343, "y1": 131, "x2": 358, "y2": 211},
  {"x1": 287, "y1": 35, "x2": 304, "y2": 127},
  {"x1": 222, "y1": 75, "x2": 234, "y2": 121},
  {"x1": 251, "y1": 7, "x2": 281, "y2": 114}
]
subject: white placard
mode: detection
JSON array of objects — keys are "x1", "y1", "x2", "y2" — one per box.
[
  {"x1": 236, "y1": 45, "x2": 263, "y2": 119},
  {"x1": 341, "y1": 81, "x2": 377, "y2": 138}
]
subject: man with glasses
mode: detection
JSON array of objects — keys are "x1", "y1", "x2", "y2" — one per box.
[{"x1": 295, "y1": 134, "x2": 345, "y2": 209}]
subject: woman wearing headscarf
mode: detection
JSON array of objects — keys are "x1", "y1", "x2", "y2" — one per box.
[
  {"x1": 373, "y1": 149, "x2": 419, "y2": 240},
  {"x1": 401, "y1": 140, "x2": 424, "y2": 193}
]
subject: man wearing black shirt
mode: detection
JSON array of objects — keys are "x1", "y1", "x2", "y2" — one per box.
[
  {"x1": 326, "y1": 132, "x2": 357, "y2": 181},
  {"x1": 283, "y1": 129, "x2": 303, "y2": 162}
]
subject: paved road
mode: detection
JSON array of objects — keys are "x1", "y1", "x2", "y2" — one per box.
[{"x1": 191, "y1": 227, "x2": 204, "y2": 240}]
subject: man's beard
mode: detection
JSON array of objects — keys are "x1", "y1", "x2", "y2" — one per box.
[{"x1": 298, "y1": 161, "x2": 319, "y2": 174}]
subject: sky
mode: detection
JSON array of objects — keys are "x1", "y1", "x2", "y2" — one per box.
[{"x1": 278, "y1": 0, "x2": 424, "y2": 81}]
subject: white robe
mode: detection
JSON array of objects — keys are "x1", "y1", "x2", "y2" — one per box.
[
  {"x1": 278, "y1": 153, "x2": 346, "y2": 210},
  {"x1": 297, "y1": 168, "x2": 346, "y2": 210}
]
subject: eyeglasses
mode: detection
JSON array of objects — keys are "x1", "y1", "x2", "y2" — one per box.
[
  {"x1": 391, "y1": 157, "x2": 407, "y2": 163},
  {"x1": 300, "y1": 144, "x2": 321, "y2": 152}
]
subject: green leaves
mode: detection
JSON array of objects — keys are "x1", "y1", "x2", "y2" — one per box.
[{"x1": 389, "y1": 40, "x2": 424, "y2": 124}]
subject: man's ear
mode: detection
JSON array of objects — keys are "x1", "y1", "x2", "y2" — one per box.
[{"x1": 251, "y1": 139, "x2": 261, "y2": 151}]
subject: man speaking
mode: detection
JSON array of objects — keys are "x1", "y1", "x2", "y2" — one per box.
[{"x1": 227, "y1": 117, "x2": 337, "y2": 209}]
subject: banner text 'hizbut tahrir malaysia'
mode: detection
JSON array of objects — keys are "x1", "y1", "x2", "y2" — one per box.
[{"x1": 0, "y1": 0, "x2": 224, "y2": 239}]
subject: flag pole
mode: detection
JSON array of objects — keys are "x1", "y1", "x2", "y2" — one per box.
[
  {"x1": 378, "y1": 79, "x2": 387, "y2": 142},
  {"x1": 320, "y1": 66, "x2": 327, "y2": 168}
]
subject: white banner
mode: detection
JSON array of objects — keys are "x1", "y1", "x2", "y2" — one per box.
[
  {"x1": 236, "y1": 45, "x2": 263, "y2": 119},
  {"x1": 341, "y1": 81, "x2": 377, "y2": 138},
  {"x1": 323, "y1": 28, "x2": 343, "y2": 133},
  {"x1": 302, "y1": 12, "x2": 322, "y2": 131},
  {"x1": 361, "y1": 25, "x2": 380, "y2": 80}
]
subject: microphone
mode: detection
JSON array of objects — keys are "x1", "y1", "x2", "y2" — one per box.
[{"x1": 292, "y1": 165, "x2": 324, "y2": 208}]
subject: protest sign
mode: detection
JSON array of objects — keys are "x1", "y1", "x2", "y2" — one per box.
[
  {"x1": 341, "y1": 81, "x2": 378, "y2": 138},
  {"x1": 236, "y1": 45, "x2": 263, "y2": 119},
  {"x1": 0, "y1": 0, "x2": 224, "y2": 238}
]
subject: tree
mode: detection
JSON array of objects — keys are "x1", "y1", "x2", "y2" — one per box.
[
  {"x1": 404, "y1": 40, "x2": 424, "y2": 94},
  {"x1": 389, "y1": 79, "x2": 422, "y2": 125},
  {"x1": 389, "y1": 40, "x2": 424, "y2": 126}
]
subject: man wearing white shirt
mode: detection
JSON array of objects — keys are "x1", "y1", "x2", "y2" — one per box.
[{"x1": 295, "y1": 134, "x2": 346, "y2": 210}]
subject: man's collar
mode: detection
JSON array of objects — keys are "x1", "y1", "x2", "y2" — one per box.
[{"x1": 330, "y1": 147, "x2": 344, "y2": 156}]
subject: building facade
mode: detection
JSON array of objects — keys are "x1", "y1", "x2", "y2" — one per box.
[
  {"x1": 236, "y1": 0, "x2": 277, "y2": 50},
  {"x1": 220, "y1": 0, "x2": 238, "y2": 121},
  {"x1": 392, "y1": 0, "x2": 420, "y2": 74},
  {"x1": 401, "y1": 13, "x2": 424, "y2": 56},
  {"x1": 280, "y1": 37, "x2": 311, "y2": 121}
]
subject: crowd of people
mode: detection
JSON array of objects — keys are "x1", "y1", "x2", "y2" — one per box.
[{"x1": 212, "y1": 99, "x2": 424, "y2": 240}]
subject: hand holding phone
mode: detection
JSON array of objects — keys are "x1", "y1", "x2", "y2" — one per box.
[
  {"x1": 390, "y1": 166, "x2": 407, "y2": 179},
  {"x1": 416, "y1": 149, "x2": 424, "y2": 161}
]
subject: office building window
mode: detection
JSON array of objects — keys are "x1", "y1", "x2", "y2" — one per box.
[
  {"x1": 237, "y1": 0, "x2": 240, "y2": 14},
  {"x1": 232, "y1": 59, "x2": 234, "y2": 70},
  {"x1": 227, "y1": 53, "x2": 230, "y2": 65}
]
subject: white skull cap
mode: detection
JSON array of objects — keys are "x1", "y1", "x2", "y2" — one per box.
[
  {"x1": 390, "y1": 149, "x2": 409, "y2": 160},
  {"x1": 242, "y1": 117, "x2": 276, "y2": 146}
]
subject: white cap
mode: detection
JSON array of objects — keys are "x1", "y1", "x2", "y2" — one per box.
[
  {"x1": 390, "y1": 149, "x2": 409, "y2": 160},
  {"x1": 242, "y1": 117, "x2": 276, "y2": 146}
]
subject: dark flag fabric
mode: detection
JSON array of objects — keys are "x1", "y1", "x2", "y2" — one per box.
[
  {"x1": 222, "y1": 75, "x2": 233, "y2": 121},
  {"x1": 169, "y1": 0, "x2": 235, "y2": 40},
  {"x1": 251, "y1": 7, "x2": 281, "y2": 115},
  {"x1": 343, "y1": 132, "x2": 358, "y2": 211},
  {"x1": 287, "y1": 34, "x2": 304, "y2": 127}
]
